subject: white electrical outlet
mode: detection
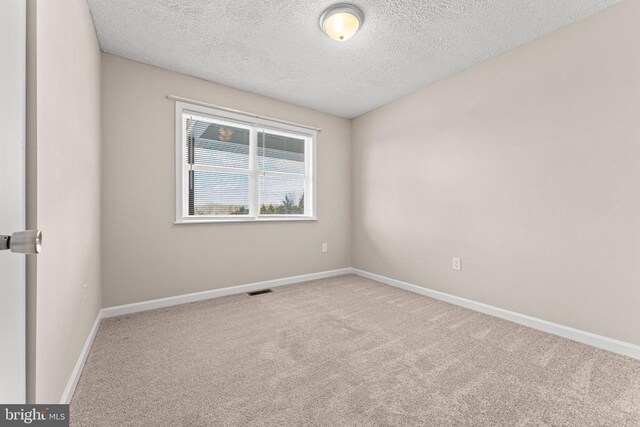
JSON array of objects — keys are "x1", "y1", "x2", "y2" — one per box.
[
  {"x1": 322, "y1": 243, "x2": 328, "y2": 253},
  {"x1": 82, "y1": 283, "x2": 88, "y2": 303},
  {"x1": 452, "y1": 257, "x2": 462, "y2": 271}
]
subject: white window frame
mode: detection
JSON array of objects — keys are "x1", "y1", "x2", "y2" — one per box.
[{"x1": 175, "y1": 101, "x2": 317, "y2": 223}]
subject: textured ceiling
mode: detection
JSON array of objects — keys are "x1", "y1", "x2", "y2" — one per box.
[{"x1": 87, "y1": 0, "x2": 620, "y2": 118}]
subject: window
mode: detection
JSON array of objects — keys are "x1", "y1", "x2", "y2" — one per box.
[{"x1": 175, "y1": 101, "x2": 316, "y2": 223}]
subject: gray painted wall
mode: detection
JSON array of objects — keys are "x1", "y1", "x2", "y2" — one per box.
[
  {"x1": 30, "y1": 0, "x2": 102, "y2": 403},
  {"x1": 352, "y1": 0, "x2": 640, "y2": 345},
  {"x1": 25, "y1": 0, "x2": 640, "y2": 405},
  {"x1": 100, "y1": 54, "x2": 352, "y2": 307}
]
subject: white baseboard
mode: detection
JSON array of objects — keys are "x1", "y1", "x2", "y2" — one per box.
[
  {"x1": 62, "y1": 266, "x2": 639, "y2": 404},
  {"x1": 101, "y1": 268, "x2": 352, "y2": 319},
  {"x1": 61, "y1": 267, "x2": 351, "y2": 403},
  {"x1": 352, "y1": 268, "x2": 640, "y2": 360},
  {"x1": 59, "y1": 313, "x2": 102, "y2": 404}
]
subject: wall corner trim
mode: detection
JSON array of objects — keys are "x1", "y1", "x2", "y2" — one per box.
[{"x1": 351, "y1": 268, "x2": 640, "y2": 360}]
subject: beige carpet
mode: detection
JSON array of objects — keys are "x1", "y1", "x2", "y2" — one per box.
[{"x1": 71, "y1": 274, "x2": 640, "y2": 426}]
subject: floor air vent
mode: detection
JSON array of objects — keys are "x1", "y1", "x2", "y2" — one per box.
[{"x1": 247, "y1": 289, "x2": 273, "y2": 296}]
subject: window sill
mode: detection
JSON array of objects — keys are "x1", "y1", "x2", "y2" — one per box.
[{"x1": 174, "y1": 216, "x2": 318, "y2": 225}]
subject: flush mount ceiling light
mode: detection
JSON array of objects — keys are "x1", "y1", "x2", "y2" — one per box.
[{"x1": 319, "y1": 3, "x2": 364, "y2": 42}]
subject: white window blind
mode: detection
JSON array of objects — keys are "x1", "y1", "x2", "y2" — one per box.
[
  {"x1": 175, "y1": 102, "x2": 316, "y2": 223},
  {"x1": 258, "y1": 130, "x2": 306, "y2": 215}
]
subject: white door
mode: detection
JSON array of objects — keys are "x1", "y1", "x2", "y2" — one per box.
[{"x1": 0, "y1": 0, "x2": 27, "y2": 403}]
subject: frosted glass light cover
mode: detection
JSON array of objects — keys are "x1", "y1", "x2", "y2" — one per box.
[
  {"x1": 320, "y1": 4, "x2": 363, "y2": 42},
  {"x1": 323, "y1": 12, "x2": 360, "y2": 41}
]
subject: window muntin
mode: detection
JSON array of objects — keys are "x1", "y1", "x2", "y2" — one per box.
[{"x1": 176, "y1": 103, "x2": 316, "y2": 223}]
